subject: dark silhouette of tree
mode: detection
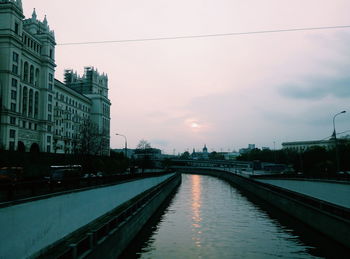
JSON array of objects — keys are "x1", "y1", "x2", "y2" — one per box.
[
  {"x1": 136, "y1": 139, "x2": 151, "y2": 150},
  {"x1": 76, "y1": 119, "x2": 107, "y2": 156},
  {"x1": 180, "y1": 151, "x2": 190, "y2": 159},
  {"x1": 209, "y1": 151, "x2": 224, "y2": 160}
]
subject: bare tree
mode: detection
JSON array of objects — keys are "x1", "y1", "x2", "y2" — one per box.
[
  {"x1": 77, "y1": 119, "x2": 106, "y2": 156},
  {"x1": 136, "y1": 139, "x2": 151, "y2": 150}
]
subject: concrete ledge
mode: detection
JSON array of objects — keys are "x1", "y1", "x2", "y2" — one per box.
[
  {"x1": 180, "y1": 169, "x2": 350, "y2": 249},
  {"x1": 38, "y1": 173, "x2": 181, "y2": 259}
]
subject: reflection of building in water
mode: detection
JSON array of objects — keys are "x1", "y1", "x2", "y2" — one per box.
[{"x1": 191, "y1": 175, "x2": 202, "y2": 247}]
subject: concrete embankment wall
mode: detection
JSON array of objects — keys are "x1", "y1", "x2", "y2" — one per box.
[
  {"x1": 181, "y1": 169, "x2": 350, "y2": 249},
  {"x1": 86, "y1": 173, "x2": 181, "y2": 259},
  {"x1": 0, "y1": 173, "x2": 178, "y2": 259}
]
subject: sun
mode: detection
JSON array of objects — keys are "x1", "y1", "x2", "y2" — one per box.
[{"x1": 191, "y1": 122, "x2": 199, "y2": 128}]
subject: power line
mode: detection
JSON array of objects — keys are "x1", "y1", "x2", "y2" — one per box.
[
  {"x1": 57, "y1": 25, "x2": 350, "y2": 46},
  {"x1": 320, "y1": 129, "x2": 350, "y2": 141}
]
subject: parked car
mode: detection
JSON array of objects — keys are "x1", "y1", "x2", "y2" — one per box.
[{"x1": 45, "y1": 165, "x2": 82, "y2": 184}]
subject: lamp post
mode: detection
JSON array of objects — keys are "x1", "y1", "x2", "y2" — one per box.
[
  {"x1": 332, "y1": 111, "x2": 346, "y2": 173},
  {"x1": 116, "y1": 133, "x2": 128, "y2": 158}
]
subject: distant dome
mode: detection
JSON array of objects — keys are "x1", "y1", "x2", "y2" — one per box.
[{"x1": 203, "y1": 144, "x2": 208, "y2": 153}]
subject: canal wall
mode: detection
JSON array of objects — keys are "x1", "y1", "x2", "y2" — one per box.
[
  {"x1": 180, "y1": 169, "x2": 350, "y2": 249},
  {"x1": 0, "y1": 173, "x2": 178, "y2": 259},
  {"x1": 85, "y1": 173, "x2": 181, "y2": 259},
  {"x1": 36, "y1": 172, "x2": 181, "y2": 259}
]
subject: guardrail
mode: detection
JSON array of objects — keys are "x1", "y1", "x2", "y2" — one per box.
[
  {"x1": 0, "y1": 171, "x2": 173, "y2": 205},
  {"x1": 37, "y1": 173, "x2": 178, "y2": 259}
]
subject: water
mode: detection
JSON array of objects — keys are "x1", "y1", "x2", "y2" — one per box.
[{"x1": 121, "y1": 174, "x2": 348, "y2": 258}]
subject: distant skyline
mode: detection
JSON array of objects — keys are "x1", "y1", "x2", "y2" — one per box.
[{"x1": 23, "y1": 0, "x2": 350, "y2": 153}]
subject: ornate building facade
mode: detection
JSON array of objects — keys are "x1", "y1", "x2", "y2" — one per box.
[{"x1": 0, "y1": 0, "x2": 111, "y2": 155}]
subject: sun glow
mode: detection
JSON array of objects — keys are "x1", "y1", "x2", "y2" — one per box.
[{"x1": 191, "y1": 122, "x2": 199, "y2": 128}]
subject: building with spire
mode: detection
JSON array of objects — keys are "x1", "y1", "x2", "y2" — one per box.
[
  {"x1": 0, "y1": 0, "x2": 111, "y2": 155},
  {"x1": 191, "y1": 144, "x2": 209, "y2": 160}
]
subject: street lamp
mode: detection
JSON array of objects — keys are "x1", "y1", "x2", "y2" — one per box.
[
  {"x1": 332, "y1": 111, "x2": 346, "y2": 138},
  {"x1": 116, "y1": 133, "x2": 128, "y2": 158},
  {"x1": 332, "y1": 110, "x2": 346, "y2": 173}
]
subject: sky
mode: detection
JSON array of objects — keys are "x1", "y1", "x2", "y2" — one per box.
[{"x1": 23, "y1": 0, "x2": 350, "y2": 154}]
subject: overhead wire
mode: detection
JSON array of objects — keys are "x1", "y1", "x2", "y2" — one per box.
[
  {"x1": 320, "y1": 129, "x2": 350, "y2": 141},
  {"x1": 56, "y1": 25, "x2": 350, "y2": 46}
]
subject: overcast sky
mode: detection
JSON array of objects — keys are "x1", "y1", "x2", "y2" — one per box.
[{"x1": 23, "y1": 0, "x2": 350, "y2": 153}]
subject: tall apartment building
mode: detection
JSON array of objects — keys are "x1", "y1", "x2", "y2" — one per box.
[{"x1": 0, "y1": 0, "x2": 111, "y2": 156}]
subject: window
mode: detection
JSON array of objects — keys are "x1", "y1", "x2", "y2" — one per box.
[
  {"x1": 9, "y1": 130, "x2": 16, "y2": 138},
  {"x1": 47, "y1": 145, "x2": 51, "y2": 153},
  {"x1": 48, "y1": 114, "x2": 52, "y2": 121},
  {"x1": 10, "y1": 117, "x2": 16, "y2": 125},
  {"x1": 13, "y1": 52, "x2": 19, "y2": 63},
  {"x1": 48, "y1": 94, "x2": 52, "y2": 102},
  {"x1": 48, "y1": 125, "x2": 52, "y2": 132},
  {"x1": 12, "y1": 64, "x2": 18, "y2": 74},
  {"x1": 47, "y1": 136, "x2": 51, "y2": 143},
  {"x1": 34, "y1": 124, "x2": 37, "y2": 130},
  {"x1": 14, "y1": 23, "x2": 19, "y2": 35},
  {"x1": 48, "y1": 104, "x2": 52, "y2": 112},
  {"x1": 49, "y1": 49, "x2": 53, "y2": 59},
  {"x1": 35, "y1": 69, "x2": 40, "y2": 86},
  {"x1": 11, "y1": 90, "x2": 17, "y2": 100},
  {"x1": 29, "y1": 65, "x2": 34, "y2": 84},
  {"x1": 29, "y1": 122, "x2": 32, "y2": 129},
  {"x1": 23, "y1": 62, "x2": 28, "y2": 82},
  {"x1": 49, "y1": 73, "x2": 53, "y2": 82},
  {"x1": 10, "y1": 103, "x2": 16, "y2": 112},
  {"x1": 28, "y1": 89, "x2": 33, "y2": 116},
  {"x1": 22, "y1": 87, "x2": 27, "y2": 115},
  {"x1": 48, "y1": 83, "x2": 53, "y2": 91},
  {"x1": 11, "y1": 78, "x2": 17, "y2": 87},
  {"x1": 34, "y1": 92, "x2": 39, "y2": 117}
]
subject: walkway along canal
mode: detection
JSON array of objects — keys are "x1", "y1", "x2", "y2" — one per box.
[{"x1": 121, "y1": 174, "x2": 349, "y2": 258}]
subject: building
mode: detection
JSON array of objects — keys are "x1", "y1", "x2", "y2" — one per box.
[
  {"x1": 191, "y1": 144, "x2": 209, "y2": 160},
  {"x1": 282, "y1": 135, "x2": 350, "y2": 152},
  {"x1": 112, "y1": 148, "x2": 135, "y2": 159},
  {"x1": 223, "y1": 151, "x2": 240, "y2": 160},
  {"x1": 0, "y1": 0, "x2": 111, "y2": 155},
  {"x1": 282, "y1": 139, "x2": 336, "y2": 152},
  {"x1": 239, "y1": 144, "x2": 256, "y2": 154}
]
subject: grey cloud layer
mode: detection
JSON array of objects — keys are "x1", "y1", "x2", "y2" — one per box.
[{"x1": 279, "y1": 75, "x2": 350, "y2": 100}]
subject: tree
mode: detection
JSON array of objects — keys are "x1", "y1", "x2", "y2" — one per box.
[
  {"x1": 135, "y1": 139, "x2": 153, "y2": 171},
  {"x1": 75, "y1": 119, "x2": 107, "y2": 156},
  {"x1": 136, "y1": 139, "x2": 151, "y2": 150},
  {"x1": 209, "y1": 151, "x2": 225, "y2": 160},
  {"x1": 180, "y1": 151, "x2": 190, "y2": 159}
]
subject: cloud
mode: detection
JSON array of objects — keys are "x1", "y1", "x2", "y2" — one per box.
[
  {"x1": 150, "y1": 139, "x2": 169, "y2": 148},
  {"x1": 279, "y1": 75, "x2": 350, "y2": 100}
]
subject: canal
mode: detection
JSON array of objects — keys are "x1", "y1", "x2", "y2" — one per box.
[{"x1": 121, "y1": 174, "x2": 348, "y2": 258}]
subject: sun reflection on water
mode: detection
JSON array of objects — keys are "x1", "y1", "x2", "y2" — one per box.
[{"x1": 191, "y1": 175, "x2": 202, "y2": 247}]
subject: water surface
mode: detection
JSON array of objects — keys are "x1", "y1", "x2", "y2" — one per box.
[{"x1": 121, "y1": 174, "x2": 348, "y2": 258}]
